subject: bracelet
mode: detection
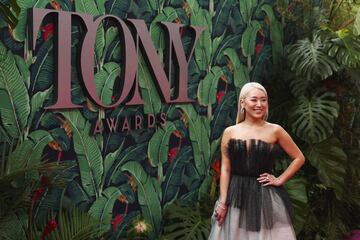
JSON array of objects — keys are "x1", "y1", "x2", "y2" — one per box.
[{"x1": 216, "y1": 200, "x2": 228, "y2": 210}]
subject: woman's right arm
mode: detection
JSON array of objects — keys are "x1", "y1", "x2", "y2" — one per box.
[{"x1": 216, "y1": 127, "x2": 232, "y2": 225}]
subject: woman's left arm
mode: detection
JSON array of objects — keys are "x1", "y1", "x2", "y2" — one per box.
[{"x1": 258, "y1": 124, "x2": 305, "y2": 186}]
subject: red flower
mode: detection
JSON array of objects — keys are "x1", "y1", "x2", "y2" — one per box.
[
  {"x1": 211, "y1": 158, "x2": 221, "y2": 180},
  {"x1": 40, "y1": 176, "x2": 51, "y2": 187},
  {"x1": 57, "y1": 150, "x2": 62, "y2": 163},
  {"x1": 32, "y1": 187, "x2": 46, "y2": 205},
  {"x1": 255, "y1": 43, "x2": 263, "y2": 56},
  {"x1": 216, "y1": 91, "x2": 225, "y2": 104},
  {"x1": 111, "y1": 214, "x2": 124, "y2": 231},
  {"x1": 288, "y1": 3, "x2": 295, "y2": 12},
  {"x1": 41, "y1": 23, "x2": 54, "y2": 41},
  {"x1": 41, "y1": 219, "x2": 58, "y2": 240},
  {"x1": 168, "y1": 147, "x2": 178, "y2": 163}
]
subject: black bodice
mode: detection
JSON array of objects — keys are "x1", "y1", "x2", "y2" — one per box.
[{"x1": 226, "y1": 138, "x2": 281, "y2": 177}]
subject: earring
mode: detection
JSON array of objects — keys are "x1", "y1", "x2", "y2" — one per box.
[{"x1": 241, "y1": 108, "x2": 245, "y2": 113}]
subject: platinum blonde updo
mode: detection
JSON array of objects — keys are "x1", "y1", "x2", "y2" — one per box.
[{"x1": 236, "y1": 82, "x2": 269, "y2": 124}]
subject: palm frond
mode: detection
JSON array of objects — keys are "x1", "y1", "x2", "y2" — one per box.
[
  {"x1": 49, "y1": 208, "x2": 106, "y2": 240},
  {"x1": 162, "y1": 202, "x2": 211, "y2": 240}
]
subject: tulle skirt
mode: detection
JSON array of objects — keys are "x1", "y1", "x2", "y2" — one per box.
[{"x1": 208, "y1": 176, "x2": 296, "y2": 240}]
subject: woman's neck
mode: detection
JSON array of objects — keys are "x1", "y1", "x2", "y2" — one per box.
[{"x1": 242, "y1": 118, "x2": 265, "y2": 127}]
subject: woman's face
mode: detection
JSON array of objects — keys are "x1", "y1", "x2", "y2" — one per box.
[{"x1": 241, "y1": 88, "x2": 268, "y2": 120}]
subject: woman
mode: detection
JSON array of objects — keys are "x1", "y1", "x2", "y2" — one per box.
[{"x1": 208, "y1": 82, "x2": 305, "y2": 240}]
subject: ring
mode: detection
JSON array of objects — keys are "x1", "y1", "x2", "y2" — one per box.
[{"x1": 266, "y1": 176, "x2": 269, "y2": 180}]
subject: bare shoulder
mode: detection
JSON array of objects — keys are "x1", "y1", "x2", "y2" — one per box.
[
  {"x1": 264, "y1": 122, "x2": 286, "y2": 139},
  {"x1": 223, "y1": 125, "x2": 236, "y2": 137},
  {"x1": 265, "y1": 122, "x2": 283, "y2": 132}
]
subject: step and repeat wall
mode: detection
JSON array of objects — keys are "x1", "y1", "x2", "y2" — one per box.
[{"x1": 0, "y1": 0, "x2": 281, "y2": 238}]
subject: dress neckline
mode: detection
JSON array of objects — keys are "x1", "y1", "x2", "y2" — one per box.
[{"x1": 228, "y1": 138, "x2": 278, "y2": 146}]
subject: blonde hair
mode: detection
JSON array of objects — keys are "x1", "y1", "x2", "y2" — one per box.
[{"x1": 236, "y1": 82, "x2": 269, "y2": 124}]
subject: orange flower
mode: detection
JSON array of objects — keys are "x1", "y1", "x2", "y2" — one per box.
[
  {"x1": 50, "y1": 0, "x2": 62, "y2": 10},
  {"x1": 173, "y1": 130, "x2": 182, "y2": 138},
  {"x1": 128, "y1": 175, "x2": 137, "y2": 192},
  {"x1": 183, "y1": 0, "x2": 190, "y2": 18},
  {"x1": 117, "y1": 194, "x2": 128, "y2": 204},
  {"x1": 48, "y1": 140, "x2": 61, "y2": 151}
]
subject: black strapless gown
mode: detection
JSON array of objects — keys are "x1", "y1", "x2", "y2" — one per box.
[{"x1": 208, "y1": 139, "x2": 296, "y2": 240}]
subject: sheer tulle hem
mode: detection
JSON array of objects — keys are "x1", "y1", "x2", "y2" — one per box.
[
  {"x1": 208, "y1": 205, "x2": 296, "y2": 240},
  {"x1": 226, "y1": 176, "x2": 294, "y2": 231}
]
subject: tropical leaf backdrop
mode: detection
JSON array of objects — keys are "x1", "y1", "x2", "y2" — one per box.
[{"x1": 0, "y1": 0, "x2": 359, "y2": 240}]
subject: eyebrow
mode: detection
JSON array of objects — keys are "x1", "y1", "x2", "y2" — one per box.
[{"x1": 249, "y1": 96, "x2": 267, "y2": 99}]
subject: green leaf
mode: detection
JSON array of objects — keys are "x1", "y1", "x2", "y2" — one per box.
[
  {"x1": 30, "y1": 38, "x2": 54, "y2": 94},
  {"x1": 306, "y1": 137, "x2": 347, "y2": 199},
  {"x1": 241, "y1": 20, "x2": 261, "y2": 57},
  {"x1": 67, "y1": 181, "x2": 91, "y2": 207},
  {"x1": 75, "y1": 0, "x2": 101, "y2": 15},
  {"x1": 177, "y1": 104, "x2": 210, "y2": 176},
  {"x1": 239, "y1": 0, "x2": 257, "y2": 24},
  {"x1": 106, "y1": 142, "x2": 147, "y2": 186},
  {"x1": 33, "y1": 163, "x2": 78, "y2": 223},
  {"x1": 150, "y1": 7, "x2": 178, "y2": 50},
  {"x1": 105, "y1": 0, "x2": 131, "y2": 18},
  {"x1": 9, "y1": 130, "x2": 54, "y2": 171},
  {"x1": 187, "y1": 0, "x2": 201, "y2": 16},
  {"x1": 138, "y1": 54, "x2": 162, "y2": 115},
  {"x1": 213, "y1": 34, "x2": 241, "y2": 64},
  {"x1": 261, "y1": 4, "x2": 283, "y2": 65},
  {"x1": 284, "y1": 178, "x2": 309, "y2": 234},
  {"x1": 88, "y1": 186, "x2": 121, "y2": 231},
  {"x1": 211, "y1": 34, "x2": 225, "y2": 61},
  {"x1": 28, "y1": 86, "x2": 53, "y2": 129},
  {"x1": 251, "y1": 45, "x2": 271, "y2": 82},
  {"x1": 49, "y1": 208, "x2": 105, "y2": 240},
  {"x1": 197, "y1": 66, "x2": 223, "y2": 106},
  {"x1": 287, "y1": 35, "x2": 340, "y2": 80},
  {"x1": 95, "y1": 62, "x2": 120, "y2": 105},
  {"x1": 103, "y1": 26, "x2": 119, "y2": 61},
  {"x1": 212, "y1": 0, "x2": 235, "y2": 37},
  {"x1": 14, "y1": 55, "x2": 30, "y2": 90},
  {"x1": 121, "y1": 161, "x2": 162, "y2": 234},
  {"x1": 289, "y1": 90, "x2": 339, "y2": 143},
  {"x1": 162, "y1": 146, "x2": 192, "y2": 206},
  {"x1": 192, "y1": 9, "x2": 212, "y2": 71},
  {"x1": 60, "y1": 111, "x2": 103, "y2": 198},
  {"x1": 354, "y1": 10, "x2": 360, "y2": 36},
  {"x1": 223, "y1": 48, "x2": 249, "y2": 98},
  {"x1": 95, "y1": 0, "x2": 106, "y2": 14},
  {"x1": 12, "y1": 0, "x2": 49, "y2": 41},
  {"x1": 148, "y1": 122, "x2": 177, "y2": 167},
  {"x1": 162, "y1": 202, "x2": 211, "y2": 239},
  {"x1": 103, "y1": 140, "x2": 124, "y2": 186},
  {"x1": 210, "y1": 91, "x2": 236, "y2": 140},
  {"x1": 326, "y1": 31, "x2": 360, "y2": 68},
  {"x1": 0, "y1": 210, "x2": 27, "y2": 240},
  {"x1": 0, "y1": 42, "x2": 30, "y2": 139},
  {"x1": 75, "y1": 0, "x2": 105, "y2": 63}
]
